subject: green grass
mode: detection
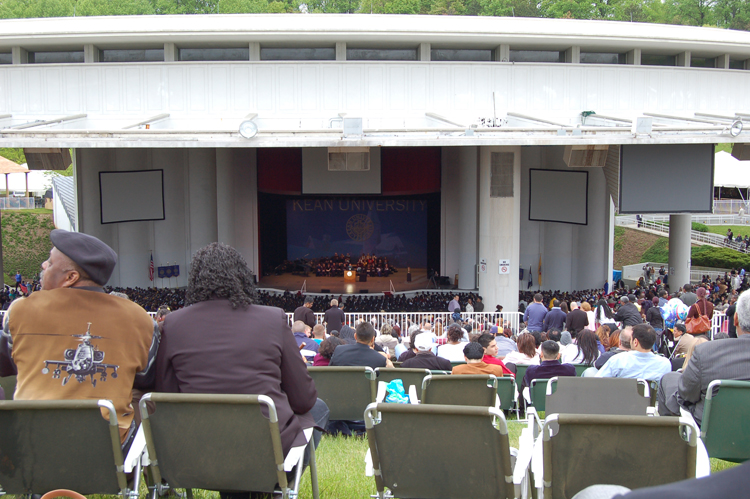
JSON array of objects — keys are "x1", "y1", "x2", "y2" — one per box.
[
  {"x1": 640, "y1": 237, "x2": 670, "y2": 263},
  {"x1": 1, "y1": 208, "x2": 52, "y2": 214},
  {"x1": 614, "y1": 226, "x2": 624, "y2": 251},
  {"x1": 705, "y1": 224, "x2": 750, "y2": 238}
]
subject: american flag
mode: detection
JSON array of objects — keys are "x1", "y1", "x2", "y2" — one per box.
[{"x1": 149, "y1": 254, "x2": 154, "y2": 281}]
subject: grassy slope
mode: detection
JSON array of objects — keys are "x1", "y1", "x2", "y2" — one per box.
[{"x1": 0, "y1": 210, "x2": 54, "y2": 285}]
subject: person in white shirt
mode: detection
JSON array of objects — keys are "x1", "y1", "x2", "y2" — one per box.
[
  {"x1": 596, "y1": 324, "x2": 671, "y2": 381},
  {"x1": 436, "y1": 324, "x2": 468, "y2": 362}
]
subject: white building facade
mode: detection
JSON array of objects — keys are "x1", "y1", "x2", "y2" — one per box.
[{"x1": 2, "y1": 14, "x2": 748, "y2": 309}]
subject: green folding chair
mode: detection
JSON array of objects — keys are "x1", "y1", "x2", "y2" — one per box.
[
  {"x1": 365, "y1": 402, "x2": 525, "y2": 499},
  {"x1": 0, "y1": 375, "x2": 16, "y2": 400},
  {"x1": 700, "y1": 379, "x2": 750, "y2": 463},
  {"x1": 497, "y1": 376, "x2": 518, "y2": 412},
  {"x1": 421, "y1": 374, "x2": 498, "y2": 408},
  {"x1": 545, "y1": 377, "x2": 651, "y2": 417},
  {"x1": 539, "y1": 414, "x2": 700, "y2": 499},
  {"x1": 140, "y1": 393, "x2": 318, "y2": 499},
  {"x1": 375, "y1": 368, "x2": 430, "y2": 394},
  {"x1": 308, "y1": 366, "x2": 376, "y2": 420},
  {"x1": 0, "y1": 399, "x2": 138, "y2": 498},
  {"x1": 571, "y1": 364, "x2": 589, "y2": 377}
]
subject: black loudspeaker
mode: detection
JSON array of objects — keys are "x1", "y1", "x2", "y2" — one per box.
[
  {"x1": 360, "y1": 273, "x2": 367, "y2": 282},
  {"x1": 360, "y1": 290, "x2": 369, "y2": 294},
  {"x1": 321, "y1": 289, "x2": 331, "y2": 293}
]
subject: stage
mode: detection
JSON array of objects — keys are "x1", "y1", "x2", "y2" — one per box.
[{"x1": 258, "y1": 268, "x2": 442, "y2": 294}]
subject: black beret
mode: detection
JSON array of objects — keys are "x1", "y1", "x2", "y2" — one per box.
[{"x1": 50, "y1": 229, "x2": 117, "y2": 286}]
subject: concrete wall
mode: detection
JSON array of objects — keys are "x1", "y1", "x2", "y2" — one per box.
[
  {"x1": 76, "y1": 147, "x2": 259, "y2": 288},
  {"x1": 441, "y1": 146, "x2": 478, "y2": 289},
  {"x1": 519, "y1": 146, "x2": 610, "y2": 294}
]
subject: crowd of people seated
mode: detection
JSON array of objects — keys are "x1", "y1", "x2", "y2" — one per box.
[{"x1": 3, "y1": 229, "x2": 748, "y2": 498}]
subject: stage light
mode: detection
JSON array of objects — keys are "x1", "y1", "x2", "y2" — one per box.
[{"x1": 239, "y1": 119, "x2": 258, "y2": 139}]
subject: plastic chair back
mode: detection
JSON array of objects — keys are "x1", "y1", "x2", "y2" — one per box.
[
  {"x1": 365, "y1": 403, "x2": 514, "y2": 499},
  {"x1": 421, "y1": 374, "x2": 497, "y2": 407},
  {"x1": 701, "y1": 379, "x2": 750, "y2": 462},
  {"x1": 496, "y1": 376, "x2": 517, "y2": 411},
  {"x1": 308, "y1": 366, "x2": 376, "y2": 420},
  {"x1": 140, "y1": 393, "x2": 287, "y2": 495},
  {"x1": 546, "y1": 377, "x2": 650, "y2": 416},
  {"x1": 542, "y1": 414, "x2": 697, "y2": 499},
  {"x1": 0, "y1": 399, "x2": 126, "y2": 495}
]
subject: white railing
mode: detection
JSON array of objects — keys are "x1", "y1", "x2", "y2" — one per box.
[
  {"x1": 285, "y1": 311, "x2": 522, "y2": 335},
  {"x1": 713, "y1": 200, "x2": 750, "y2": 215},
  {"x1": 711, "y1": 311, "x2": 727, "y2": 339},
  {"x1": 622, "y1": 261, "x2": 734, "y2": 285},
  {"x1": 616, "y1": 215, "x2": 742, "y2": 251}
]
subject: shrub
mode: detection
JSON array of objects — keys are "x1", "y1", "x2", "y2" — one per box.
[
  {"x1": 1, "y1": 212, "x2": 54, "y2": 285},
  {"x1": 692, "y1": 222, "x2": 709, "y2": 233}
]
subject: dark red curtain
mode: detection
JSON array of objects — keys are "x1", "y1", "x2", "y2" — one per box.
[
  {"x1": 381, "y1": 147, "x2": 441, "y2": 195},
  {"x1": 257, "y1": 148, "x2": 302, "y2": 194}
]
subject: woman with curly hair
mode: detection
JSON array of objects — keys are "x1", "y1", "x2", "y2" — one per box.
[
  {"x1": 155, "y1": 242, "x2": 329, "y2": 495},
  {"x1": 595, "y1": 325, "x2": 611, "y2": 352},
  {"x1": 314, "y1": 336, "x2": 345, "y2": 366},
  {"x1": 437, "y1": 324, "x2": 468, "y2": 362}
]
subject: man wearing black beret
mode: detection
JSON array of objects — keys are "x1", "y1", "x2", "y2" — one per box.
[{"x1": 0, "y1": 229, "x2": 155, "y2": 446}]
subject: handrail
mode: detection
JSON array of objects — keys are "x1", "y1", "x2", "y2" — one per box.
[{"x1": 615, "y1": 216, "x2": 746, "y2": 252}]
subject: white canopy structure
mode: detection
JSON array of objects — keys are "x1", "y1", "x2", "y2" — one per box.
[{"x1": 714, "y1": 151, "x2": 750, "y2": 189}]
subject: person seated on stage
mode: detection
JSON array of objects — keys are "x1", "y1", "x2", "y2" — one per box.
[
  {"x1": 452, "y1": 342, "x2": 506, "y2": 376},
  {"x1": 522, "y1": 340, "x2": 575, "y2": 390},
  {"x1": 401, "y1": 333, "x2": 452, "y2": 371}
]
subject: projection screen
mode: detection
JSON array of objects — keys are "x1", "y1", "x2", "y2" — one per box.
[
  {"x1": 100, "y1": 170, "x2": 165, "y2": 224},
  {"x1": 619, "y1": 144, "x2": 713, "y2": 214},
  {"x1": 528, "y1": 169, "x2": 588, "y2": 225}
]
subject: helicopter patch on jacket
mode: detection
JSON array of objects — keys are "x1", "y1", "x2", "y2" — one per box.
[{"x1": 41, "y1": 322, "x2": 119, "y2": 388}]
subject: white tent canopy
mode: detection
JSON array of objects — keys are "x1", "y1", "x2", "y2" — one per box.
[
  {"x1": 0, "y1": 168, "x2": 52, "y2": 196},
  {"x1": 714, "y1": 151, "x2": 750, "y2": 189}
]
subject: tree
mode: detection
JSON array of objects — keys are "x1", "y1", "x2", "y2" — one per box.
[
  {"x1": 0, "y1": 149, "x2": 26, "y2": 165},
  {"x1": 76, "y1": 0, "x2": 155, "y2": 15},
  {"x1": 219, "y1": 0, "x2": 271, "y2": 12}
]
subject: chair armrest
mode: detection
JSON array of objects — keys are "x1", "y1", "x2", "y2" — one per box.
[
  {"x1": 364, "y1": 448, "x2": 374, "y2": 477},
  {"x1": 695, "y1": 438, "x2": 711, "y2": 478},
  {"x1": 124, "y1": 425, "x2": 148, "y2": 472},
  {"x1": 408, "y1": 385, "x2": 419, "y2": 404},
  {"x1": 376, "y1": 381, "x2": 387, "y2": 403},
  {"x1": 513, "y1": 427, "x2": 535, "y2": 493},
  {"x1": 531, "y1": 432, "x2": 545, "y2": 493}
]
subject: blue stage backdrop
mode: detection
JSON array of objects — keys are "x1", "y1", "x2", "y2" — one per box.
[{"x1": 286, "y1": 198, "x2": 428, "y2": 267}]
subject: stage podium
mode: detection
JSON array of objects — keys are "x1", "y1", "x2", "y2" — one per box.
[{"x1": 344, "y1": 269, "x2": 356, "y2": 283}]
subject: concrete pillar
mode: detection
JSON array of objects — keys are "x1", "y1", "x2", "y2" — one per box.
[
  {"x1": 626, "y1": 49, "x2": 641, "y2": 65},
  {"x1": 717, "y1": 54, "x2": 730, "y2": 69},
  {"x1": 187, "y1": 149, "x2": 218, "y2": 256},
  {"x1": 440, "y1": 147, "x2": 477, "y2": 289},
  {"x1": 478, "y1": 146, "x2": 521, "y2": 311},
  {"x1": 249, "y1": 42, "x2": 260, "y2": 61},
  {"x1": 164, "y1": 43, "x2": 179, "y2": 62},
  {"x1": 12, "y1": 47, "x2": 28, "y2": 65},
  {"x1": 668, "y1": 214, "x2": 692, "y2": 292},
  {"x1": 676, "y1": 51, "x2": 691, "y2": 67},
  {"x1": 418, "y1": 43, "x2": 430, "y2": 62},
  {"x1": 564, "y1": 46, "x2": 580, "y2": 64},
  {"x1": 494, "y1": 44, "x2": 510, "y2": 62},
  {"x1": 335, "y1": 42, "x2": 346, "y2": 61},
  {"x1": 84, "y1": 44, "x2": 100, "y2": 63}
]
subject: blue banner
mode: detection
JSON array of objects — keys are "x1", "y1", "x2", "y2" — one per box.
[
  {"x1": 157, "y1": 265, "x2": 180, "y2": 278},
  {"x1": 286, "y1": 198, "x2": 428, "y2": 267}
]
